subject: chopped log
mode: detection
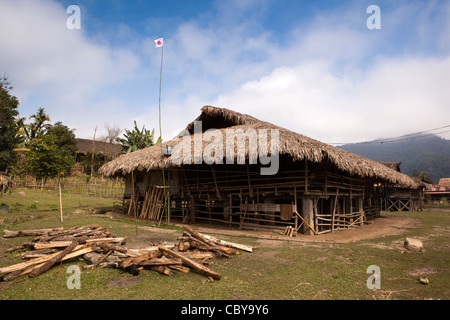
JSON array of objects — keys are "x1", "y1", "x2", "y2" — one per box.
[
  {"x1": 0, "y1": 245, "x2": 83, "y2": 276},
  {"x1": 88, "y1": 250, "x2": 113, "y2": 269},
  {"x1": 0, "y1": 245, "x2": 93, "y2": 279},
  {"x1": 5, "y1": 244, "x2": 30, "y2": 253},
  {"x1": 3, "y1": 228, "x2": 63, "y2": 238},
  {"x1": 120, "y1": 251, "x2": 162, "y2": 269},
  {"x1": 20, "y1": 248, "x2": 59, "y2": 259},
  {"x1": 178, "y1": 240, "x2": 190, "y2": 251},
  {"x1": 149, "y1": 265, "x2": 172, "y2": 276},
  {"x1": 186, "y1": 251, "x2": 215, "y2": 260},
  {"x1": 89, "y1": 241, "x2": 127, "y2": 254},
  {"x1": 158, "y1": 246, "x2": 221, "y2": 280},
  {"x1": 33, "y1": 237, "x2": 126, "y2": 250},
  {"x1": 183, "y1": 225, "x2": 217, "y2": 248},
  {"x1": 124, "y1": 247, "x2": 160, "y2": 257},
  {"x1": 32, "y1": 225, "x2": 106, "y2": 242},
  {"x1": 169, "y1": 265, "x2": 190, "y2": 273},
  {"x1": 28, "y1": 240, "x2": 79, "y2": 278},
  {"x1": 199, "y1": 232, "x2": 254, "y2": 253},
  {"x1": 139, "y1": 257, "x2": 182, "y2": 267},
  {"x1": 181, "y1": 233, "x2": 230, "y2": 258},
  {"x1": 85, "y1": 237, "x2": 126, "y2": 245}
]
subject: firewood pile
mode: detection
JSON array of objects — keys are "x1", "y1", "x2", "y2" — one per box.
[{"x1": 1, "y1": 224, "x2": 255, "y2": 282}]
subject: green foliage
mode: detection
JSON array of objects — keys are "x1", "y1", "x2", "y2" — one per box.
[
  {"x1": 25, "y1": 123, "x2": 77, "y2": 181},
  {"x1": 411, "y1": 169, "x2": 434, "y2": 183},
  {"x1": 16, "y1": 107, "x2": 51, "y2": 146},
  {"x1": 80, "y1": 152, "x2": 106, "y2": 175},
  {"x1": 0, "y1": 75, "x2": 20, "y2": 171},
  {"x1": 116, "y1": 121, "x2": 162, "y2": 154}
]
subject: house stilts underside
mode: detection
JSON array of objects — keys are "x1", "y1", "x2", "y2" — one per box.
[{"x1": 122, "y1": 157, "x2": 384, "y2": 235}]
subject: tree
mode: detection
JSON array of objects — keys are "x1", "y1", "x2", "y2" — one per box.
[
  {"x1": 80, "y1": 152, "x2": 105, "y2": 175},
  {"x1": 116, "y1": 121, "x2": 161, "y2": 154},
  {"x1": 412, "y1": 169, "x2": 434, "y2": 184},
  {"x1": 17, "y1": 107, "x2": 51, "y2": 146},
  {"x1": 0, "y1": 75, "x2": 20, "y2": 172},
  {"x1": 26, "y1": 122, "x2": 77, "y2": 182},
  {"x1": 102, "y1": 124, "x2": 121, "y2": 160}
]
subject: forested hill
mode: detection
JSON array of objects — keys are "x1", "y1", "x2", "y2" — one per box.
[{"x1": 338, "y1": 134, "x2": 450, "y2": 184}]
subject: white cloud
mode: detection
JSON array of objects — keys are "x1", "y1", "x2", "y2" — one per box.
[
  {"x1": 1, "y1": 0, "x2": 449, "y2": 145},
  {"x1": 0, "y1": 0, "x2": 141, "y2": 137},
  {"x1": 212, "y1": 55, "x2": 450, "y2": 143}
]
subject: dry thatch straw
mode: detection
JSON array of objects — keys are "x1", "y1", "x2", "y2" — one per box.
[
  {"x1": 99, "y1": 106, "x2": 419, "y2": 189},
  {"x1": 0, "y1": 173, "x2": 15, "y2": 195}
]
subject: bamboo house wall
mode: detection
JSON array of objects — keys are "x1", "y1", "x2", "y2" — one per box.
[{"x1": 120, "y1": 156, "x2": 385, "y2": 235}]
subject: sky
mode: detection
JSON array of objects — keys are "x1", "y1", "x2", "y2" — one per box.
[{"x1": 1, "y1": 0, "x2": 449, "y2": 145}]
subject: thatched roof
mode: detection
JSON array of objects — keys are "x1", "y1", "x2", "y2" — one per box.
[
  {"x1": 379, "y1": 162, "x2": 402, "y2": 172},
  {"x1": 438, "y1": 178, "x2": 450, "y2": 188},
  {"x1": 99, "y1": 106, "x2": 419, "y2": 188}
]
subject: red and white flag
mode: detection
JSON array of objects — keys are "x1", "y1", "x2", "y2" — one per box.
[{"x1": 154, "y1": 38, "x2": 163, "y2": 48}]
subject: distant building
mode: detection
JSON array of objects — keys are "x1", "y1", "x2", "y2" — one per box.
[
  {"x1": 425, "y1": 178, "x2": 450, "y2": 201},
  {"x1": 379, "y1": 162, "x2": 424, "y2": 211},
  {"x1": 438, "y1": 178, "x2": 450, "y2": 188},
  {"x1": 75, "y1": 138, "x2": 122, "y2": 162}
]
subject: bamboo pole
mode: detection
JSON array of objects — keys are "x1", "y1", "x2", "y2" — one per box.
[{"x1": 59, "y1": 180, "x2": 63, "y2": 227}]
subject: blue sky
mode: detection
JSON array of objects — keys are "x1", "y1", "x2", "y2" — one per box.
[{"x1": 1, "y1": 0, "x2": 449, "y2": 144}]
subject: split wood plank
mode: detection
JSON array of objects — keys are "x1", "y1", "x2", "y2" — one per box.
[
  {"x1": 182, "y1": 226, "x2": 231, "y2": 258},
  {"x1": 169, "y1": 265, "x2": 190, "y2": 273},
  {"x1": 0, "y1": 245, "x2": 94, "y2": 280},
  {"x1": 199, "y1": 232, "x2": 254, "y2": 253},
  {"x1": 158, "y1": 246, "x2": 221, "y2": 280},
  {"x1": 139, "y1": 257, "x2": 182, "y2": 267},
  {"x1": 120, "y1": 250, "x2": 162, "y2": 269},
  {"x1": 29, "y1": 240, "x2": 79, "y2": 278},
  {"x1": 3, "y1": 228, "x2": 63, "y2": 238},
  {"x1": 33, "y1": 237, "x2": 126, "y2": 250}
]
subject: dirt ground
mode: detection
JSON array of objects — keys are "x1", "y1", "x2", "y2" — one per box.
[
  {"x1": 114, "y1": 213, "x2": 421, "y2": 245},
  {"x1": 183, "y1": 215, "x2": 422, "y2": 244}
]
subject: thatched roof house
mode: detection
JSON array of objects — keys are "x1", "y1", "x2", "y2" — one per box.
[
  {"x1": 100, "y1": 106, "x2": 417, "y2": 188},
  {"x1": 99, "y1": 106, "x2": 419, "y2": 235}
]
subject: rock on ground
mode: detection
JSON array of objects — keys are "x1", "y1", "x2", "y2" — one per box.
[{"x1": 404, "y1": 237, "x2": 424, "y2": 252}]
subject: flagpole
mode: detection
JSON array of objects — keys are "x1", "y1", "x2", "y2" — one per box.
[{"x1": 157, "y1": 40, "x2": 168, "y2": 226}]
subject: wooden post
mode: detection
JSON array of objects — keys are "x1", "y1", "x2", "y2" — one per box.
[
  {"x1": 211, "y1": 165, "x2": 222, "y2": 200},
  {"x1": 301, "y1": 197, "x2": 314, "y2": 235},
  {"x1": 305, "y1": 161, "x2": 308, "y2": 193},
  {"x1": 131, "y1": 171, "x2": 138, "y2": 235},
  {"x1": 294, "y1": 186, "x2": 298, "y2": 231},
  {"x1": 91, "y1": 126, "x2": 98, "y2": 178},
  {"x1": 246, "y1": 164, "x2": 253, "y2": 198},
  {"x1": 59, "y1": 180, "x2": 63, "y2": 227},
  {"x1": 332, "y1": 188, "x2": 339, "y2": 233},
  {"x1": 167, "y1": 191, "x2": 171, "y2": 225}
]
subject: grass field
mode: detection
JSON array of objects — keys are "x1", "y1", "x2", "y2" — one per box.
[{"x1": 0, "y1": 188, "x2": 449, "y2": 300}]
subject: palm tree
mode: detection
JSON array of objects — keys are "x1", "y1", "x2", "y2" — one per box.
[
  {"x1": 116, "y1": 121, "x2": 162, "y2": 154},
  {"x1": 17, "y1": 107, "x2": 51, "y2": 146},
  {"x1": 28, "y1": 107, "x2": 51, "y2": 139}
]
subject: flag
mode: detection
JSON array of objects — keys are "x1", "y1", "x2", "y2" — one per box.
[{"x1": 155, "y1": 38, "x2": 163, "y2": 48}]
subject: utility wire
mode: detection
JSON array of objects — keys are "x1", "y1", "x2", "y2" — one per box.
[{"x1": 327, "y1": 125, "x2": 450, "y2": 145}]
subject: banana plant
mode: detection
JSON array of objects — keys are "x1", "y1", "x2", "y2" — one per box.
[{"x1": 116, "y1": 121, "x2": 162, "y2": 154}]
